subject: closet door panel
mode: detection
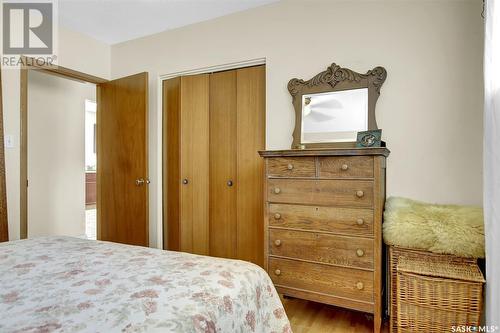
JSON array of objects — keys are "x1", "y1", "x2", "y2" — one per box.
[
  {"x1": 180, "y1": 74, "x2": 210, "y2": 255},
  {"x1": 163, "y1": 78, "x2": 181, "y2": 250},
  {"x1": 209, "y1": 71, "x2": 237, "y2": 259},
  {"x1": 236, "y1": 65, "x2": 266, "y2": 266}
]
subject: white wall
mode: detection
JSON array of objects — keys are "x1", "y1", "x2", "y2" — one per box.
[
  {"x1": 1, "y1": 1, "x2": 484, "y2": 245},
  {"x1": 27, "y1": 70, "x2": 95, "y2": 237},
  {"x1": 110, "y1": 0, "x2": 484, "y2": 248},
  {"x1": 2, "y1": 27, "x2": 110, "y2": 240}
]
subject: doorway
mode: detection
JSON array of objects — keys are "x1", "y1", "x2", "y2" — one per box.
[
  {"x1": 85, "y1": 99, "x2": 97, "y2": 239},
  {"x1": 20, "y1": 59, "x2": 150, "y2": 246},
  {"x1": 27, "y1": 70, "x2": 96, "y2": 238}
]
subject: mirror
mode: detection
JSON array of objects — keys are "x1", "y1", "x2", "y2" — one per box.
[
  {"x1": 288, "y1": 63, "x2": 386, "y2": 148},
  {"x1": 301, "y1": 88, "x2": 368, "y2": 143}
]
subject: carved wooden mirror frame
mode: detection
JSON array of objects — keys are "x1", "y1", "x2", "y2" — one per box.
[
  {"x1": 288, "y1": 63, "x2": 387, "y2": 149},
  {"x1": 0, "y1": 69, "x2": 8, "y2": 242}
]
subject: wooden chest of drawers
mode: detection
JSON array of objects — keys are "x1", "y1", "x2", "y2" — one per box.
[{"x1": 259, "y1": 148, "x2": 389, "y2": 333}]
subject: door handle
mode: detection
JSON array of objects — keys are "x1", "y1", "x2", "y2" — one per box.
[
  {"x1": 227, "y1": 180, "x2": 233, "y2": 187},
  {"x1": 182, "y1": 178, "x2": 189, "y2": 185}
]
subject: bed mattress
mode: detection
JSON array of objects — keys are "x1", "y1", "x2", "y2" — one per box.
[{"x1": 0, "y1": 237, "x2": 291, "y2": 333}]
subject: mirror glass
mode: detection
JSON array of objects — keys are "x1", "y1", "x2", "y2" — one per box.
[{"x1": 301, "y1": 88, "x2": 368, "y2": 143}]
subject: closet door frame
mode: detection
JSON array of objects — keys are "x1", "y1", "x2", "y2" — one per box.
[{"x1": 160, "y1": 58, "x2": 266, "y2": 250}]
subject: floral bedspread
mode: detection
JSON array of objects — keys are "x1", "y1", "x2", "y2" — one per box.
[{"x1": 0, "y1": 237, "x2": 291, "y2": 333}]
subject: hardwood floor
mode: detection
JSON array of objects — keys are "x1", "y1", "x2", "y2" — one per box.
[{"x1": 282, "y1": 297, "x2": 389, "y2": 333}]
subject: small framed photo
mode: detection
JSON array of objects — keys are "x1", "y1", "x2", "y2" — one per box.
[{"x1": 356, "y1": 129, "x2": 382, "y2": 148}]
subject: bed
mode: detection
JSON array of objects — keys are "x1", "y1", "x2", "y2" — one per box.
[{"x1": 0, "y1": 237, "x2": 291, "y2": 333}]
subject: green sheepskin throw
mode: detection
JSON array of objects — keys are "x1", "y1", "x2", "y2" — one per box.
[{"x1": 383, "y1": 197, "x2": 485, "y2": 258}]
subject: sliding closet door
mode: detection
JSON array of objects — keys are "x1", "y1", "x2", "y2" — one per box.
[
  {"x1": 162, "y1": 66, "x2": 265, "y2": 263},
  {"x1": 163, "y1": 77, "x2": 181, "y2": 250},
  {"x1": 180, "y1": 74, "x2": 210, "y2": 255},
  {"x1": 236, "y1": 65, "x2": 265, "y2": 266},
  {"x1": 209, "y1": 71, "x2": 237, "y2": 258}
]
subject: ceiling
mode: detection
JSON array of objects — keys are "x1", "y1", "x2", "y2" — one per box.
[{"x1": 59, "y1": 0, "x2": 279, "y2": 45}]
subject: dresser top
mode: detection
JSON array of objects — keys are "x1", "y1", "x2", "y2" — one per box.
[{"x1": 259, "y1": 147, "x2": 390, "y2": 158}]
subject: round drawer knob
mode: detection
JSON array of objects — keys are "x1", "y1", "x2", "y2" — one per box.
[
  {"x1": 275, "y1": 269, "x2": 281, "y2": 276},
  {"x1": 356, "y1": 218, "x2": 365, "y2": 226},
  {"x1": 341, "y1": 164, "x2": 349, "y2": 171},
  {"x1": 274, "y1": 239, "x2": 282, "y2": 247},
  {"x1": 356, "y1": 249, "x2": 365, "y2": 257},
  {"x1": 274, "y1": 187, "x2": 281, "y2": 194},
  {"x1": 356, "y1": 190, "x2": 364, "y2": 198},
  {"x1": 274, "y1": 213, "x2": 281, "y2": 220},
  {"x1": 287, "y1": 163, "x2": 294, "y2": 170},
  {"x1": 356, "y1": 282, "x2": 364, "y2": 290}
]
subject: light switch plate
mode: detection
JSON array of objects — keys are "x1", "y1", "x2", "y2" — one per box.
[{"x1": 5, "y1": 135, "x2": 14, "y2": 148}]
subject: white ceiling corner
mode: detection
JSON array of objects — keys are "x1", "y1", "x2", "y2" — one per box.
[{"x1": 58, "y1": 0, "x2": 280, "y2": 45}]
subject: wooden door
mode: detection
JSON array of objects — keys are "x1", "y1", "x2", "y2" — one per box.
[
  {"x1": 236, "y1": 65, "x2": 265, "y2": 266},
  {"x1": 0, "y1": 69, "x2": 7, "y2": 242},
  {"x1": 209, "y1": 70, "x2": 237, "y2": 258},
  {"x1": 163, "y1": 77, "x2": 181, "y2": 251},
  {"x1": 162, "y1": 67, "x2": 264, "y2": 261},
  {"x1": 180, "y1": 74, "x2": 210, "y2": 255},
  {"x1": 97, "y1": 72, "x2": 149, "y2": 246}
]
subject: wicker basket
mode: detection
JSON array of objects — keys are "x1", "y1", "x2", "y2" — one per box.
[
  {"x1": 388, "y1": 246, "x2": 477, "y2": 333},
  {"x1": 396, "y1": 256, "x2": 484, "y2": 333}
]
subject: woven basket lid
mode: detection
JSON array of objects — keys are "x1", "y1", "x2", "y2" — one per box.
[{"x1": 397, "y1": 256, "x2": 485, "y2": 283}]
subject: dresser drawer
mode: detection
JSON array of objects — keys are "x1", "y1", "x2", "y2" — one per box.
[
  {"x1": 267, "y1": 157, "x2": 316, "y2": 178},
  {"x1": 267, "y1": 179, "x2": 373, "y2": 207},
  {"x1": 269, "y1": 204, "x2": 373, "y2": 237},
  {"x1": 269, "y1": 229, "x2": 374, "y2": 269},
  {"x1": 269, "y1": 257, "x2": 373, "y2": 303},
  {"x1": 318, "y1": 156, "x2": 374, "y2": 179}
]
